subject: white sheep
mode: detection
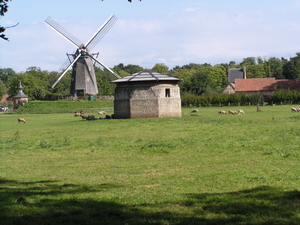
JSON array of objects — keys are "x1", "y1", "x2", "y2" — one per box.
[
  {"x1": 18, "y1": 118, "x2": 26, "y2": 123},
  {"x1": 228, "y1": 110, "x2": 237, "y2": 115},
  {"x1": 238, "y1": 109, "x2": 245, "y2": 115},
  {"x1": 98, "y1": 111, "x2": 106, "y2": 115},
  {"x1": 291, "y1": 107, "x2": 297, "y2": 112}
]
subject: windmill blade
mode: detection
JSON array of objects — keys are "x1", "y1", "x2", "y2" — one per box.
[
  {"x1": 85, "y1": 15, "x2": 118, "y2": 51},
  {"x1": 51, "y1": 54, "x2": 81, "y2": 88},
  {"x1": 44, "y1": 16, "x2": 83, "y2": 48},
  {"x1": 88, "y1": 53, "x2": 120, "y2": 79}
]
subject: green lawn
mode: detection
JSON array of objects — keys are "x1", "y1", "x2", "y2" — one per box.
[{"x1": 0, "y1": 105, "x2": 300, "y2": 224}]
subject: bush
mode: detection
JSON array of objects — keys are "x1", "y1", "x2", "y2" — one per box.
[
  {"x1": 268, "y1": 89, "x2": 300, "y2": 104},
  {"x1": 181, "y1": 93, "x2": 263, "y2": 107}
]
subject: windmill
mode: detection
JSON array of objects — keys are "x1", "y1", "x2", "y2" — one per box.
[{"x1": 44, "y1": 15, "x2": 121, "y2": 97}]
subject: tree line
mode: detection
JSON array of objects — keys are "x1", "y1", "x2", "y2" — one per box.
[{"x1": 1, "y1": 53, "x2": 300, "y2": 102}]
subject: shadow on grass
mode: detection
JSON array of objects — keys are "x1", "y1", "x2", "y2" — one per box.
[{"x1": 0, "y1": 178, "x2": 299, "y2": 225}]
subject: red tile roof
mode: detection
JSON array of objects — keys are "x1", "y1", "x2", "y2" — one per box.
[
  {"x1": 235, "y1": 78, "x2": 300, "y2": 92},
  {"x1": 1, "y1": 94, "x2": 9, "y2": 103}
]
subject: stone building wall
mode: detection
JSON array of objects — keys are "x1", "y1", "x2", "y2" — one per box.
[{"x1": 114, "y1": 81, "x2": 181, "y2": 119}]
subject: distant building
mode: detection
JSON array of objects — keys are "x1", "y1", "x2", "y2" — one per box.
[
  {"x1": 112, "y1": 70, "x2": 182, "y2": 119},
  {"x1": 13, "y1": 81, "x2": 28, "y2": 108},
  {"x1": 235, "y1": 78, "x2": 300, "y2": 101},
  {"x1": 223, "y1": 68, "x2": 246, "y2": 94},
  {"x1": 223, "y1": 72, "x2": 300, "y2": 101},
  {"x1": 228, "y1": 68, "x2": 246, "y2": 83}
]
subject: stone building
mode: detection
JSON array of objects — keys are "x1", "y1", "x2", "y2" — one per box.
[
  {"x1": 112, "y1": 70, "x2": 182, "y2": 119},
  {"x1": 13, "y1": 81, "x2": 28, "y2": 108}
]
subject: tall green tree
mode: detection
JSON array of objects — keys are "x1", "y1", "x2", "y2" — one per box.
[
  {"x1": 0, "y1": 68, "x2": 17, "y2": 84},
  {"x1": 7, "y1": 74, "x2": 41, "y2": 99},
  {"x1": 152, "y1": 63, "x2": 169, "y2": 74},
  {"x1": 268, "y1": 57, "x2": 284, "y2": 79},
  {"x1": 282, "y1": 53, "x2": 300, "y2": 79},
  {"x1": 190, "y1": 68, "x2": 216, "y2": 95}
]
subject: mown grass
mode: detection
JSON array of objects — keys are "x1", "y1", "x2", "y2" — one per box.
[{"x1": 0, "y1": 105, "x2": 300, "y2": 224}]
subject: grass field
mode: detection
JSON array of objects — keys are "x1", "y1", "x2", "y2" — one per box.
[{"x1": 1, "y1": 105, "x2": 300, "y2": 224}]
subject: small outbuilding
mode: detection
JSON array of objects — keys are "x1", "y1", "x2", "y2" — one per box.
[
  {"x1": 112, "y1": 70, "x2": 182, "y2": 119},
  {"x1": 13, "y1": 81, "x2": 28, "y2": 109}
]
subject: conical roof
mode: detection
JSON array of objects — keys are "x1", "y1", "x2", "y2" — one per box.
[
  {"x1": 14, "y1": 81, "x2": 28, "y2": 98},
  {"x1": 111, "y1": 70, "x2": 181, "y2": 83}
]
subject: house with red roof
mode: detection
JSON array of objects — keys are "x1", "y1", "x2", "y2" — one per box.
[{"x1": 223, "y1": 69, "x2": 300, "y2": 101}]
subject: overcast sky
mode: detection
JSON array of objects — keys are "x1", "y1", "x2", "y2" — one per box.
[{"x1": 1, "y1": 0, "x2": 300, "y2": 73}]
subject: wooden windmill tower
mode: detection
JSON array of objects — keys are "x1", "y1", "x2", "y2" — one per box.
[{"x1": 44, "y1": 15, "x2": 120, "y2": 97}]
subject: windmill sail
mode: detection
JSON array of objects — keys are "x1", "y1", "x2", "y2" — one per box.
[{"x1": 45, "y1": 15, "x2": 119, "y2": 96}]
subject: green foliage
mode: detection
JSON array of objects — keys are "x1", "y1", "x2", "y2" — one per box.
[
  {"x1": 95, "y1": 68, "x2": 117, "y2": 95},
  {"x1": 181, "y1": 93, "x2": 263, "y2": 107},
  {"x1": 151, "y1": 63, "x2": 169, "y2": 74},
  {"x1": 268, "y1": 89, "x2": 300, "y2": 104},
  {"x1": 2, "y1": 53, "x2": 300, "y2": 99},
  {"x1": 0, "y1": 80, "x2": 5, "y2": 99},
  {"x1": 0, "y1": 68, "x2": 17, "y2": 84}
]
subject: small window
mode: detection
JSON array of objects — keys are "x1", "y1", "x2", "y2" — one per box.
[{"x1": 165, "y1": 88, "x2": 170, "y2": 97}]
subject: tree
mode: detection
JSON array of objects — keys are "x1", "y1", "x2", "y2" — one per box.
[
  {"x1": 207, "y1": 65, "x2": 227, "y2": 90},
  {"x1": 0, "y1": 80, "x2": 5, "y2": 99},
  {"x1": 190, "y1": 68, "x2": 216, "y2": 95},
  {"x1": 0, "y1": 0, "x2": 11, "y2": 41},
  {"x1": 49, "y1": 71, "x2": 71, "y2": 96},
  {"x1": 282, "y1": 53, "x2": 300, "y2": 79},
  {"x1": 268, "y1": 57, "x2": 284, "y2": 79},
  {"x1": 95, "y1": 67, "x2": 117, "y2": 95},
  {"x1": 0, "y1": 68, "x2": 16, "y2": 84},
  {"x1": 112, "y1": 64, "x2": 130, "y2": 77},
  {"x1": 151, "y1": 63, "x2": 169, "y2": 74},
  {"x1": 122, "y1": 64, "x2": 144, "y2": 74}
]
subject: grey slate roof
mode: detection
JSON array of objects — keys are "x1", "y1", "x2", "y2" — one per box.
[
  {"x1": 111, "y1": 70, "x2": 181, "y2": 83},
  {"x1": 14, "y1": 81, "x2": 28, "y2": 98},
  {"x1": 228, "y1": 68, "x2": 246, "y2": 83}
]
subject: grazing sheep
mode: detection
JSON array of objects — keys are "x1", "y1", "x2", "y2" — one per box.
[
  {"x1": 191, "y1": 109, "x2": 198, "y2": 113},
  {"x1": 81, "y1": 114, "x2": 89, "y2": 120},
  {"x1": 74, "y1": 112, "x2": 81, "y2": 116},
  {"x1": 291, "y1": 107, "x2": 297, "y2": 112},
  {"x1": 98, "y1": 111, "x2": 106, "y2": 115},
  {"x1": 218, "y1": 110, "x2": 227, "y2": 114},
  {"x1": 228, "y1": 110, "x2": 237, "y2": 115},
  {"x1": 18, "y1": 118, "x2": 26, "y2": 123},
  {"x1": 74, "y1": 111, "x2": 84, "y2": 116},
  {"x1": 238, "y1": 109, "x2": 245, "y2": 115}
]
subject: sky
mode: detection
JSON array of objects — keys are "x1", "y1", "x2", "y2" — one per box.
[{"x1": 1, "y1": 0, "x2": 300, "y2": 73}]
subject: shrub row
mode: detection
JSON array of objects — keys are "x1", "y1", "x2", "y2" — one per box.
[
  {"x1": 181, "y1": 93, "x2": 263, "y2": 107},
  {"x1": 268, "y1": 89, "x2": 300, "y2": 104}
]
